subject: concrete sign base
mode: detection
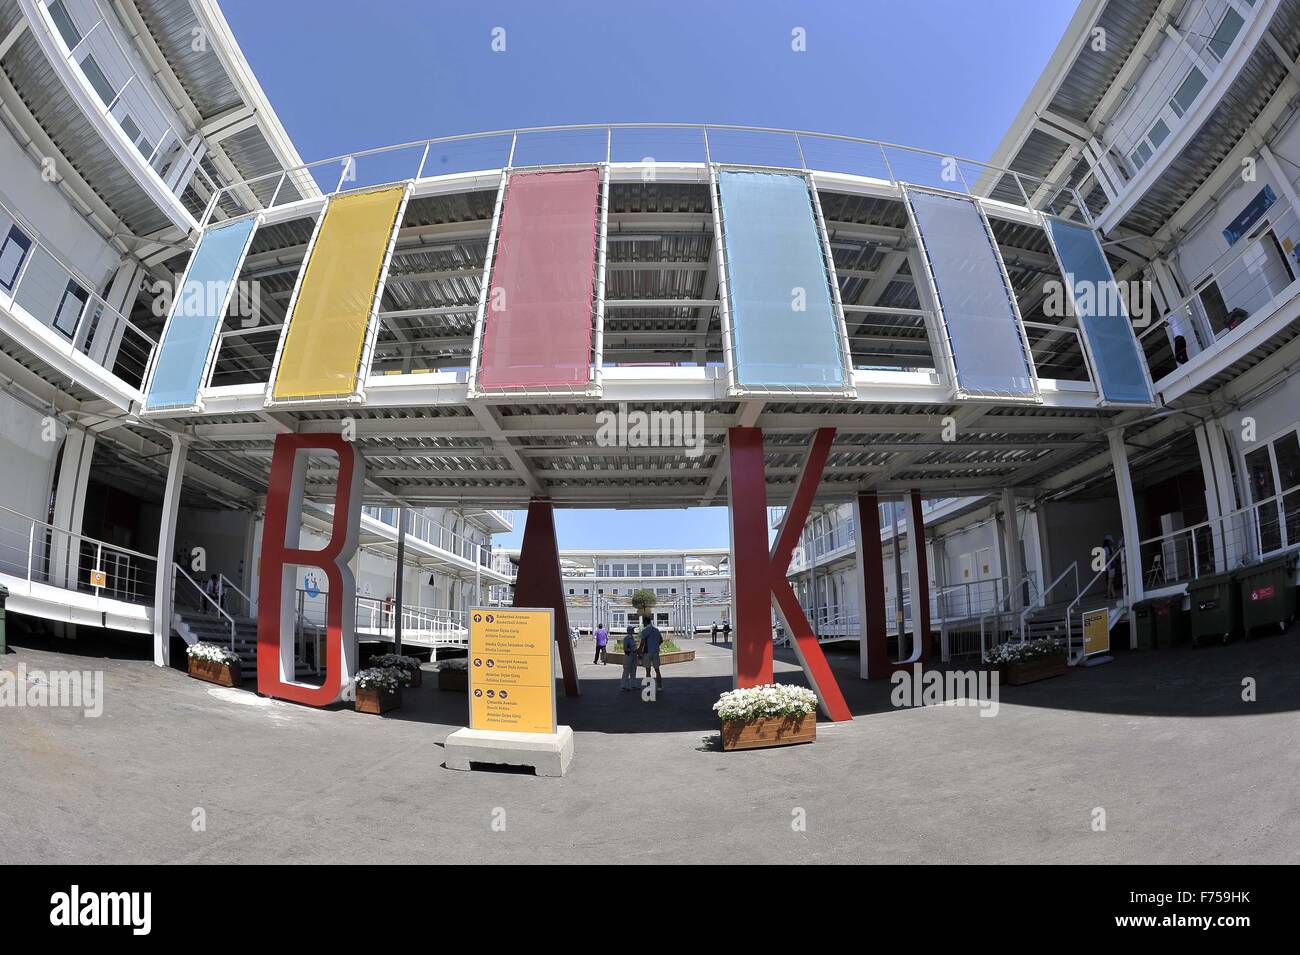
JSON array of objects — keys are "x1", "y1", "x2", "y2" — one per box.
[{"x1": 444, "y1": 725, "x2": 574, "y2": 777}]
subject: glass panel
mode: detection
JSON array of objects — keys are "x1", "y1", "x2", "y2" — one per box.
[
  {"x1": 47, "y1": 0, "x2": 82, "y2": 48},
  {"x1": 907, "y1": 189, "x2": 1036, "y2": 397},
  {"x1": 79, "y1": 54, "x2": 117, "y2": 106},
  {"x1": 1246, "y1": 445, "x2": 1281, "y2": 553},
  {"x1": 1208, "y1": 8, "x2": 1245, "y2": 60},
  {"x1": 0, "y1": 226, "x2": 33, "y2": 290},
  {"x1": 1043, "y1": 217, "x2": 1154, "y2": 403},
  {"x1": 717, "y1": 170, "x2": 847, "y2": 390},
  {"x1": 1170, "y1": 67, "x2": 1207, "y2": 117},
  {"x1": 1148, "y1": 119, "x2": 1170, "y2": 148},
  {"x1": 1274, "y1": 432, "x2": 1300, "y2": 544},
  {"x1": 52, "y1": 281, "x2": 87, "y2": 337}
]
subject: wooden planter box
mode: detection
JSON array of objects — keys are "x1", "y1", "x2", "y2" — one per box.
[
  {"x1": 188, "y1": 656, "x2": 241, "y2": 687},
  {"x1": 720, "y1": 712, "x2": 816, "y2": 751},
  {"x1": 605, "y1": 649, "x2": 696, "y2": 666},
  {"x1": 438, "y1": 668, "x2": 468, "y2": 692},
  {"x1": 355, "y1": 685, "x2": 401, "y2": 714},
  {"x1": 1004, "y1": 654, "x2": 1068, "y2": 686}
]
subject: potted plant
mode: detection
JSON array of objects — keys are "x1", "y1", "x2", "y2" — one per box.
[
  {"x1": 605, "y1": 638, "x2": 695, "y2": 665},
  {"x1": 435, "y1": 658, "x2": 469, "y2": 692},
  {"x1": 353, "y1": 667, "x2": 402, "y2": 714},
  {"x1": 371, "y1": 653, "x2": 423, "y2": 688},
  {"x1": 186, "y1": 642, "x2": 242, "y2": 687},
  {"x1": 713, "y1": 683, "x2": 819, "y2": 751},
  {"x1": 984, "y1": 638, "x2": 1067, "y2": 685}
]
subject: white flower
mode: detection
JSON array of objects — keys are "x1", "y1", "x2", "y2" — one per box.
[
  {"x1": 187, "y1": 642, "x2": 240, "y2": 666},
  {"x1": 982, "y1": 638, "x2": 1064, "y2": 665},
  {"x1": 354, "y1": 667, "x2": 402, "y2": 692},
  {"x1": 713, "y1": 683, "x2": 818, "y2": 721}
]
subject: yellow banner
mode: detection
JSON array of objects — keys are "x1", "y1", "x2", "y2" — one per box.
[
  {"x1": 271, "y1": 185, "x2": 406, "y2": 400},
  {"x1": 469, "y1": 607, "x2": 555, "y2": 734}
]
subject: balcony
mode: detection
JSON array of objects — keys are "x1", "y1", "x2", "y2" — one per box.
[
  {"x1": 8, "y1": 0, "x2": 215, "y2": 234},
  {"x1": 0, "y1": 188, "x2": 156, "y2": 408}
]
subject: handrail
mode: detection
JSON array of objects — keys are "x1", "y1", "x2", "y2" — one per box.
[
  {"x1": 219, "y1": 572, "x2": 252, "y2": 616},
  {"x1": 200, "y1": 122, "x2": 1090, "y2": 227},
  {"x1": 1021, "y1": 560, "x2": 1078, "y2": 639},
  {"x1": 173, "y1": 561, "x2": 235, "y2": 649},
  {"x1": 1065, "y1": 546, "x2": 1125, "y2": 656},
  {"x1": 0, "y1": 190, "x2": 157, "y2": 383}
]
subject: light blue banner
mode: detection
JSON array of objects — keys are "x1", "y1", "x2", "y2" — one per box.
[
  {"x1": 145, "y1": 216, "x2": 258, "y2": 410},
  {"x1": 717, "y1": 171, "x2": 847, "y2": 390},
  {"x1": 906, "y1": 189, "x2": 1037, "y2": 399},
  {"x1": 1044, "y1": 218, "x2": 1153, "y2": 405}
]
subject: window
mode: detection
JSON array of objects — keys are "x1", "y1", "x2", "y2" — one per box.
[
  {"x1": 1245, "y1": 445, "x2": 1282, "y2": 553},
  {"x1": 1275, "y1": 431, "x2": 1300, "y2": 545},
  {"x1": 0, "y1": 225, "x2": 33, "y2": 291},
  {"x1": 1129, "y1": 141, "x2": 1153, "y2": 171},
  {"x1": 53, "y1": 281, "x2": 89, "y2": 338},
  {"x1": 1197, "y1": 280, "x2": 1230, "y2": 335},
  {"x1": 79, "y1": 55, "x2": 117, "y2": 106},
  {"x1": 47, "y1": 0, "x2": 82, "y2": 48},
  {"x1": 1169, "y1": 67, "x2": 1207, "y2": 118},
  {"x1": 1148, "y1": 119, "x2": 1170, "y2": 149},
  {"x1": 1207, "y1": 8, "x2": 1245, "y2": 60}
]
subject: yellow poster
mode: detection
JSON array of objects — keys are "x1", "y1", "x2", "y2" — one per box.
[
  {"x1": 1082, "y1": 608, "x2": 1109, "y2": 656},
  {"x1": 468, "y1": 607, "x2": 555, "y2": 734}
]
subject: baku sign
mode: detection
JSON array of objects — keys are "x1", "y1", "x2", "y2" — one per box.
[{"x1": 468, "y1": 607, "x2": 556, "y2": 734}]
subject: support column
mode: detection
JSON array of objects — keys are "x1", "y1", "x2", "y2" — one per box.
[
  {"x1": 726, "y1": 427, "x2": 774, "y2": 687},
  {"x1": 50, "y1": 427, "x2": 95, "y2": 590},
  {"x1": 1000, "y1": 488, "x2": 1024, "y2": 614},
  {"x1": 512, "y1": 499, "x2": 580, "y2": 697},
  {"x1": 153, "y1": 434, "x2": 188, "y2": 667},
  {"x1": 1108, "y1": 430, "x2": 1145, "y2": 639},
  {"x1": 904, "y1": 491, "x2": 932, "y2": 664},
  {"x1": 852, "y1": 490, "x2": 889, "y2": 679}
]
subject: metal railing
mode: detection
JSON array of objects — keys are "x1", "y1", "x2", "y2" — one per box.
[
  {"x1": 353, "y1": 596, "x2": 469, "y2": 644},
  {"x1": 1139, "y1": 204, "x2": 1300, "y2": 382},
  {"x1": 199, "y1": 123, "x2": 1093, "y2": 228},
  {"x1": 173, "y1": 561, "x2": 235, "y2": 649},
  {"x1": 1065, "y1": 547, "x2": 1126, "y2": 662},
  {"x1": 1020, "y1": 560, "x2": 1080, "y2": 640},
  {"x1": 0, "y1": 500, "x2": 157, "y2": 604},
  {"x1": 1138, "y1": 480, "x2": 1300, "y2": 587},
  {"x1": 361, "y1": 506, "x2": 494, "y2": 568},
  {"x1": 36, "y1": 0, "x2": 219, "y2": 206},
  {"x1": 0, "y1": 191, "x2": 157, "y2": 388}
]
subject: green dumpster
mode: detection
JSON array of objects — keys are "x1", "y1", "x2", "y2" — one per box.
[
  {"x1": 1132, "y1": 599, "x2": 1157, "y2": 650},
  {"x1": 1237, "y1": 553, "x2": 1297, "y2": 637},
  {"x1": 1152, "y1": 596, "x2": 1190, "y2": 648},
  {"x1": 0, "y1": 581, "x2": 7, "y2": 654},
  {"x1": 1188, "y1": 569, "x2": 1240, "y2": 647}
]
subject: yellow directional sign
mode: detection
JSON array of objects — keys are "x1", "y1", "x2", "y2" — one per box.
[
  {"x1": 1082, "y1": 608, "x2": 1109, "y2": 656},
  {"x1": 468, "y1": 607, "x2": 556, "y2": 734}
]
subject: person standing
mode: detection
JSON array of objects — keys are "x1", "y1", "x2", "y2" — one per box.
[
  {"x1": 593, "y1": 622, "x2": 608, "y2": 665},
  {"x1": 711, "y1": 623, "x2": 718, "y2": 644},
  {"x1": 619, "y1": 624, "x2": 639, "y2": 691},
  {"x1": 639, "y1": 615, "x2": 665, "y2": 694}
]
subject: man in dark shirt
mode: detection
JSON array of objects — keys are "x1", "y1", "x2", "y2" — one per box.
[{"x1": 639, "y1": 616, "x2": 664, "y2": 693}]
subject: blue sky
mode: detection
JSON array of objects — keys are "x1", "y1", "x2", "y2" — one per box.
[{"x1": 222, "y1": 0, "x2": 1078, "y2": 548}]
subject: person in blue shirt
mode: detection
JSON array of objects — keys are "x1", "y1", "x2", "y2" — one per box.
[
  {"x1": 619, "y1": 624, "x2": 639, "y2": 691},
  {"x1": 593, "y1": 623, "x2": 609, "y2": 665},
  {"x1": 639, "y1": 616, "x2": 664, "y2": 694}
]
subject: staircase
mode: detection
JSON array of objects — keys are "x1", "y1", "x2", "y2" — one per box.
[
  {"x1": 174, "y1": 609, "x2": 315, "y2": 680},
  {"x1": 1020, "y1": 597, "x2": 1126, "y2": 662}
]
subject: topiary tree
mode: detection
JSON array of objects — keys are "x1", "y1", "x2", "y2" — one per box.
[{"x1": 630, "y1": 588, "x2": 657, "y2": 622}]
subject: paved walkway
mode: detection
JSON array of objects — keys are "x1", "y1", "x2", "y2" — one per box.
[{"x1": 2, "y1": 628, "x2": 1299, "y2": 863}]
